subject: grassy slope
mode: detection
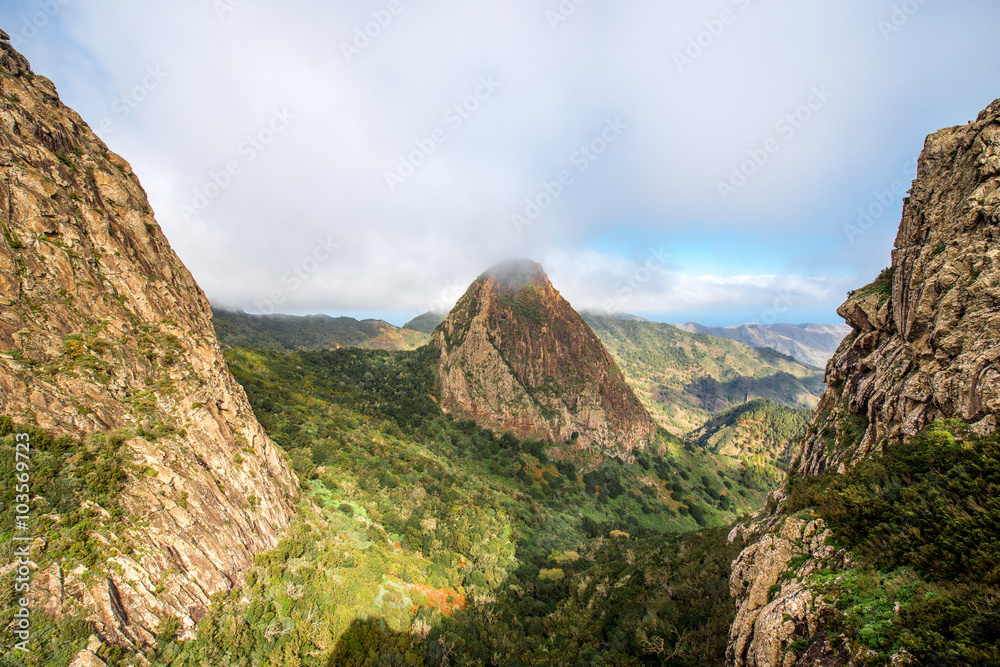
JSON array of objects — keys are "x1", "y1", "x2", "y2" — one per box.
[
  {"x1": 212, "y1": 309, "x2": 429, "y2": 352},
  {"x1": 687, "y1": 397, "x2": 812, "y2": 490},
  {"x1": 583, "y1": 315, "x2": 824, "y2": 436},
  {"x1": 118, "y1": 345, "x2": 770, "y2": 666},
  {"x1": 778, "y1": 419, "x2": 1000, "y2": 665}
]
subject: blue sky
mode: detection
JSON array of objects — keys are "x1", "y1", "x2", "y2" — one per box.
[{"x1": 2, "y1": 1, "x2": 998, "y2": 327}]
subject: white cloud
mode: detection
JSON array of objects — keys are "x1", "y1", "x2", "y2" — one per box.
[
  {"x1": 541, "y1": 248, "x2": 837, "y2": 320},
  {"x1": 3, "y1": 0, "x2": 999, "y2": 324}
]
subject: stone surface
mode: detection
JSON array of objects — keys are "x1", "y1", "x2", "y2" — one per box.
[
  {"x1": 431, "y1": 259, "x2": 656, "y2": 459},
  {"x1": 0, "y1": 40, "x2": 299, "y2": 646},
  {"x1": 67, "y1": 636, "x2": 107, "y2": 667},
  {"x1": 728, "y1": 518, "x2": 844, "y2": 667},
  {"x1": 727, "y1": 98, "x2": 1000, "y2": 666},
  {"x1": 794, "y1": 99, "x2": 1000, "y2": 477}
]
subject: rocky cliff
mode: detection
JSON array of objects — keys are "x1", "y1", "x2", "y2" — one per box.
[
  {"x1": 431, "y1": 260, "x2": 656, "y2": 459},
  {"x1": 0, "y1": 33, "x2": 299, "y2": 649},
  {"x1": 727, "y1": 98, "x2": 1000, "y2": 666}
]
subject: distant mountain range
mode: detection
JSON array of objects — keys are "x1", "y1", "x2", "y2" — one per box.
[
  {"x1": 583, "y1": 314, "x2": 825, "y2": 435},
  {"x1": 405, "y1": 312, "x2": 849, "y2": 369},
  {"x1": 214, "y1": 308, "x2": 834, "y2": 439},
  {"x1": 213, "y1": 308, "x2": 429, "y2": 351},
  {"x1": 670, "y1": 321, "x2": 851, "y2": 369}
]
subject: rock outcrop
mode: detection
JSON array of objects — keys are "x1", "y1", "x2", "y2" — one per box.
[
  {"x1": 431, "y1": 259, "x2": 656, "y2": 458},
  {"x1": 728, "y1": 518, "x2": 847, "y2": 667},
  {"x1": 0, "y1": 34, "x2": 299, "y2": 647},
  {"x1": 727, "y1": 98, "x2": 1000, "y2": 666}
]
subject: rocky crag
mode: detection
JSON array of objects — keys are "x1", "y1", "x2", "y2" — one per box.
[
  {"x1": 726, "y1": 98, "x2": 1000, "y2": 666},
  {"x1": 0, "y1": 33, "x2": 299, "y2": 650},
  {"x1": 431, "y1": 259, "x2": 656, "y2": 459}
]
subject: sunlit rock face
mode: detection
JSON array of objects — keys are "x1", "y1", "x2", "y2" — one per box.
[
  {"x1": 0, "y1": 34, "x2": 299, "y2": 647},
  {"x1": 726, "y1": 98, "x2": 1000, "y2": 667},
  {"x1": 432, "y1": 259, "x2": 656, "y2": 460}
]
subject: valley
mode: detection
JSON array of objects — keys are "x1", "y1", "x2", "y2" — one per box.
[{"x1": 1, "y1": 27, "x2": 998, "y2": 667}]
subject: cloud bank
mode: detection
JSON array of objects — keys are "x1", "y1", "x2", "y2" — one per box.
[{"x1": 3, "y1": 0, "x2": 998, "y2": 325}]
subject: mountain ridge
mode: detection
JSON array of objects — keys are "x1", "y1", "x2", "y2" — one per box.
[
  {"x1": 0, "y1": 35, "x2": 298, "y2": 649},
  {"x1": 671, "y1": 321, "x2": 850, "y2": 369},
  {"x1": 431, "y1": 260, "x2": 657, "y2": 459},
  {"x1": 726, "y1": 97, "x2": 1000, "y2": 666},
  {"x1": 583, "y1": 313, "x2": 825, "y2": 435},
  {"x1": 212, "y1": 307, "x2": 429, "y2": 351}
]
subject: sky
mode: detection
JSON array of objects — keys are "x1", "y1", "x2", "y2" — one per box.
[{"x1": 2, "y1": 1, "x2": 999, "y2": 327}]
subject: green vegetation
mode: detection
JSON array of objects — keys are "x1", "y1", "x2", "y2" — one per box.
[
  {"x1": 0, "y1": 340, "x2": 782, "y2": 666},
  {"x1": 583, "y1": 314, "x2": 824, "y2": 435},
  {"x1": 688, "y1": 398, "x2": 811, "y2": 485},
  {"x1": 0, "y1": 418, "x2": 130, "y2": 666},
  {"x1": 137, "y1": 344, "x2": 770, "y2": 665},
  {"x1": 212, "y1": 309, "x2": 429, "y2": 352},
  {"x1": 847, "y1": 266, "x2": 895, "y2": 303},
  {"x1": 331, "y1": 527, "x2": 745, "y2": 666},
  {"x1": 0, "y1": 417, "x2": 127, "y2": 567},
  {"x1": 784, "y1": 419, "x2": 1000, "y2": 664}
]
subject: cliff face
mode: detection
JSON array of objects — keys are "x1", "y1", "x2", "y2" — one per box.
[
  {"x1": 726, "y1": 99, "x2": 1000, "y2": 666},
  {"x1": 0, "y1": 34, "x2": 298, "y2": 647},
  {"x1": 431, "y1": 260, "x2": 656, "y2": 458},
  {"x1": 794, "y1": 100, "x2": 1000, "y2": 478}
]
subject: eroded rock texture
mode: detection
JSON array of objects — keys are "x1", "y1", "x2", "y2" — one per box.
[
  {"x1": 432, "y1": 259, "x2": 656, "y2": 459},
  {"x1": 0, "y1": 34, "x2": 298, "y2": 647},
  {"x1": 727, "y1": 99, "x2": 1000, "y2": 666}
]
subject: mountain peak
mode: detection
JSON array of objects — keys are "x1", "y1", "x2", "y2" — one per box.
[
  {"x1": 480, "y1": 258, "x2": 547, "y2": 291},
  {"x1": 431, "y1": 263, "x2": 656, "y2": 459}
]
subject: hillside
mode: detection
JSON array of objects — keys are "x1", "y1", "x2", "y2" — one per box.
[
  {"x1": 402, "y1": 311, "x2": 447, "y2": 334},
  {"x1": 583, "y1": 314, "x2": 825, "y2": 435},
  {"x1": 432, "y1": 260, "x2": 657, "y2": 459},
  {"x1": 728, "y1": 98, "x2": 1000, "y2": 666},
  {"x1": 672, "y1": 322, "x2": 850, "y2": 369},
  {"x1": 58, "y1": 342, "x2": 769, "y2": 665},
  {"x1": 0, "y1": 34, "x2": 298, "y2": 654},
  {"x1": 687, "y1": 398, "x2": 811, "y2": 491},
  {"x1": 212, "y1": 308, "x2": 428, "y2": 351}
]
